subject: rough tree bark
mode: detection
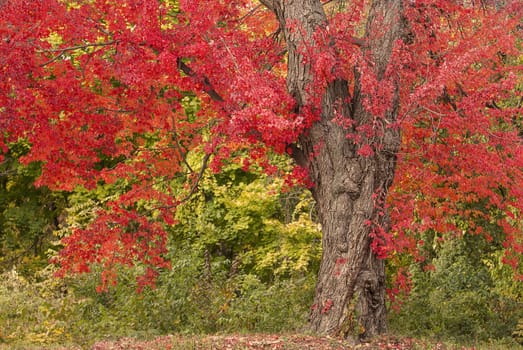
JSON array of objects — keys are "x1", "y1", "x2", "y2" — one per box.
[{"x1": 260, "y1": 0, "x2": 403, "y2": 341}]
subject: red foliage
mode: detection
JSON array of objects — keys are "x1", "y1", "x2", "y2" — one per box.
[
  {"x1": 1, "y1": 0, "x2": 522, "y2": 292},
  {"x1": 321, "y1": 299, "x2": 334, "y2": 314},
  {"x1": 389, "y1": 1, "x2": 523, "y2": 268}
]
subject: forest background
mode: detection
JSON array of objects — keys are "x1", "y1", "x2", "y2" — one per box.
[{"x1": 1, "y1": 0, "x2": 523, "y2": 348}]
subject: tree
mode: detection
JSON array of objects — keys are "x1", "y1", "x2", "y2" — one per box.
[
  {"x1": 0, "y1": 141, "x2": 67, "y2": 275},
  {"x1": 1, "y1": 0, "x2": 522, "y2": 341}
]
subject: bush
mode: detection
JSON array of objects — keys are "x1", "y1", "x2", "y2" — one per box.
[
  {"x1": 0, "y1": 267, "x2": 75, "y2": 346},
  {"x1": 216, "y1": 274, "x2": 315, "y2": 333},
  {"x1": 389, "y1": 236, "x2": 523, "y2": 343}
]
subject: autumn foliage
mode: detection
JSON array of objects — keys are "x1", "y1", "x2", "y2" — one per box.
[
  {"x1": 389, "y1": 2, "x2": 523, "y2": 272},
  {"x1": 1, "y1": 0, "x2": 522, "y2": 295}
]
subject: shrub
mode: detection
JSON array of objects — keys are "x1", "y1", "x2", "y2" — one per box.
[
  {"x1": 0, "y1": 267, "x2": 74, "y2": 346},
  {"x1": 388, "y1": 236, "x2": 523, "y2": 343}
]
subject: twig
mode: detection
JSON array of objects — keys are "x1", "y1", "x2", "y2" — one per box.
[
  {"x1": 39, "y1": 41, "x2": 118, "y2": 67},
  {"x1": 38, "y1": 41, "x2": 117, "y2": 53},
  {"x1": 154, "y1": 152, "x2": 211, "y2": 210},
  {"x1": 236, "y1": 4, "x2": 263, "y2": 26},
  {"x1": 420, "y1": 105, "x2": 447, "y2": 117},
  {"x1": 170, "y1": 114, "x2": 194, "y2": 173},
  {"x1": 179, "y1": 152, "x2": 211, "y2": 205}
]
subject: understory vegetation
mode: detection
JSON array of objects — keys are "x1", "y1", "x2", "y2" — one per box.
[{"x1": 0, "y1": 155, "x2": 522, "y2": 349}]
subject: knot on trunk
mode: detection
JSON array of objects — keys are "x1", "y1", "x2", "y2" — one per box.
[
  {"x1": 358, "y1": 270, "x2": 381, "y2": 310},
  {"x1": 355, "y1": 264, "x2": 387, "y2": 340}
]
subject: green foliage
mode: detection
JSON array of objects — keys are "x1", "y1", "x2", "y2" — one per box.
[
  {"x1": 174, "y1": 163, "x2": 320, "y2": 273},
  {"x1": 61, "y1": 265, "x2": 170, "y2": 345},
  {"x1": 389, "y1": 234, "x2": 523, "y2": 344},
  {"x1": 0, "y1": 161, "x2": 320, "y2": 347},
  {"x1": 0, "y1": 267, "x2": 74, "y2": 346},
  {"x1": 0, "y1": 141, "x2": 67, "y2": 276},
  {"x1": 219, "y1": 274, "x2": 316, "y2": 333},
  {"x1": 156, "y1": 163, "x2": 320, "y2": 333},
  {"x1": 513, "y1": 319, "x2": 523, "y2": 344}
]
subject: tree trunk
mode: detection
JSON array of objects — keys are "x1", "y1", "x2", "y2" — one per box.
[{"x1": 261, "y1": 0, "x2": 403, "y2": 341}]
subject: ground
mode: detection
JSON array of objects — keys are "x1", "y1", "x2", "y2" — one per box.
[
  {"x1": 73, "y1": 335, "x2": 470, "y2": 350},
  {"x1": 1, "y1": 333, "x2": 519, "y2": 349}
]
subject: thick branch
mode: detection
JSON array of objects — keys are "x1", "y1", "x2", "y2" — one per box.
[
  {"x1": 259, "y1": 0, "x2": 279, "y2": 12},
  {"x1": 176, "y1": 58, "x2": 224, "y2": 102}
]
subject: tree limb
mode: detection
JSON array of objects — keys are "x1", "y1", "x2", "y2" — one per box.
[
  {"x1": 179, "y1": 152, "x2": 211, "y2": 205},
  {"x1": 176, "y1": 58, "x2": 225, "y2": 102},
  {"x1": 259, "y1": 0, "x2": 278, "y2": 12}
]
